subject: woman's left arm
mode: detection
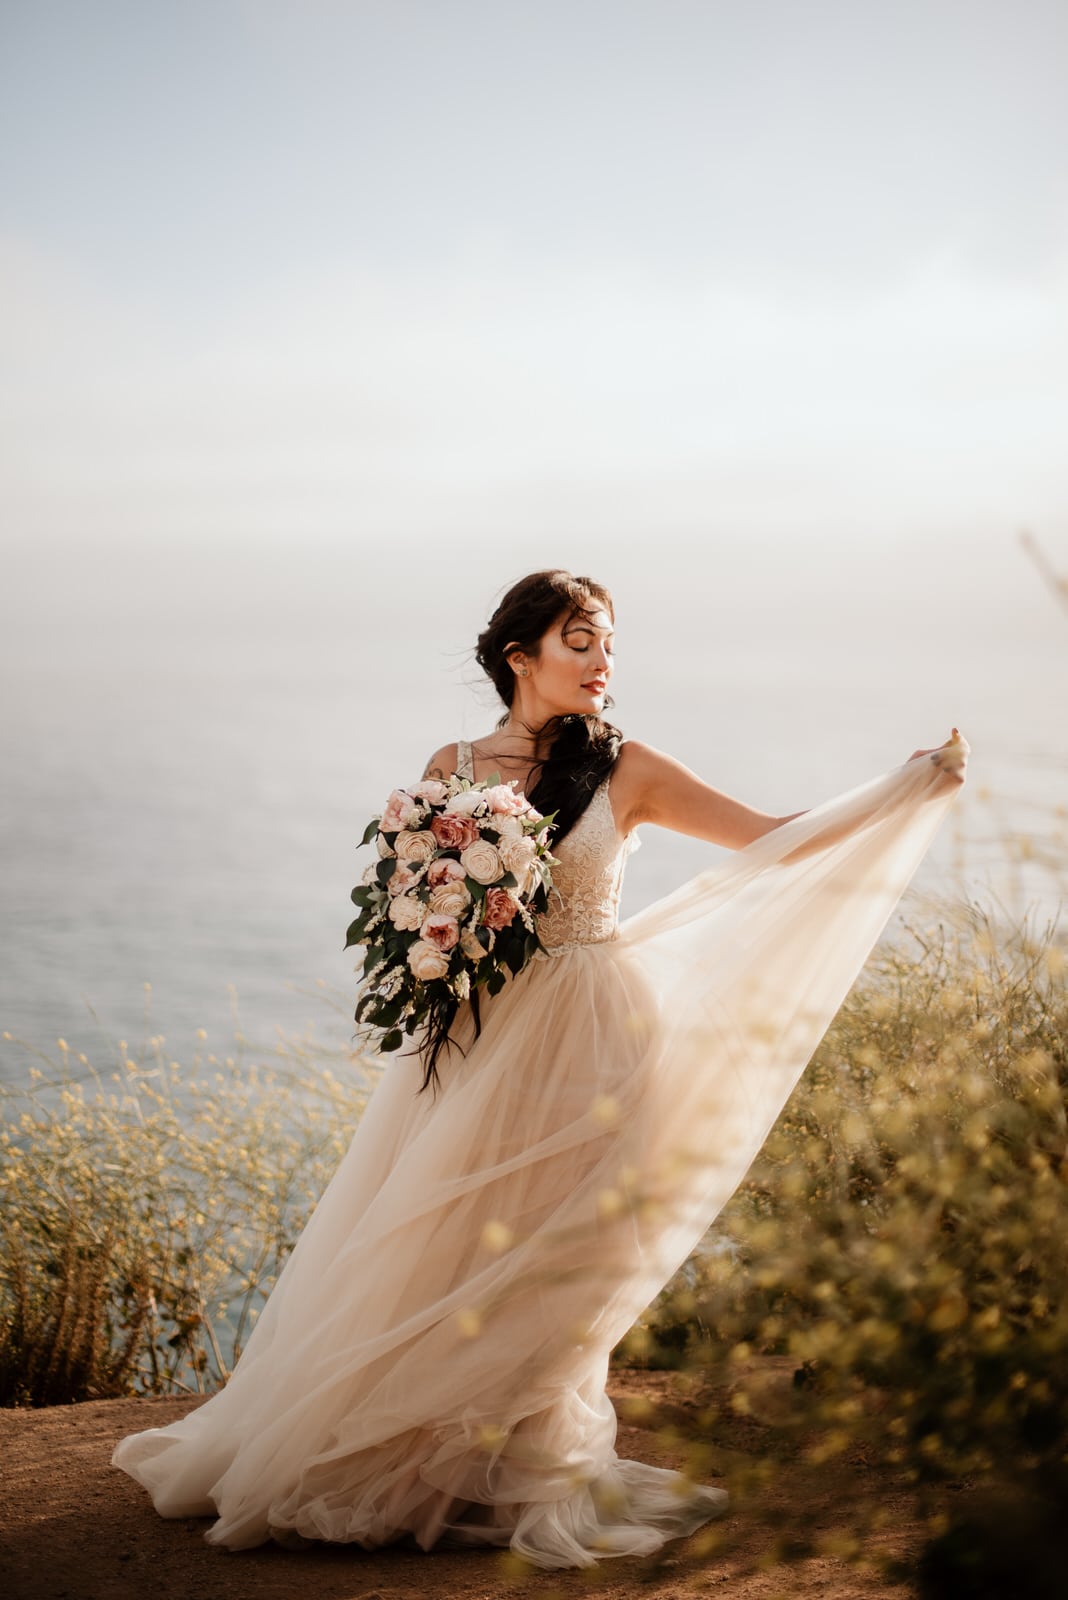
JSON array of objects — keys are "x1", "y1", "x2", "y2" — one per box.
[
  {"x1": 612, "y1": 740, "x2": 785, "y2": 848},
  {"x1": 613, "y1": 731, "x2": 968, "y2": 852}
]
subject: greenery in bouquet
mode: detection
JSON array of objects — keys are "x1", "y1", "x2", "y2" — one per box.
[{"x1": 346, "y1": 772, "x2": 558, "y2": 1054}]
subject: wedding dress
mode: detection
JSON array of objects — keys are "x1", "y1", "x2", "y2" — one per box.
[{"x1": 111, "y1": 733, "x2": 967, "y2": 1568}]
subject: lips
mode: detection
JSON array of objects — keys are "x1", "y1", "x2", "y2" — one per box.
[{"x1": 583, "y1": 681, "x2": 607, "y2": 693}]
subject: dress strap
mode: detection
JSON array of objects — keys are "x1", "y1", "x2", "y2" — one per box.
[{"x1": 456, "y1": 738, "x2": 475, "y2": 780}]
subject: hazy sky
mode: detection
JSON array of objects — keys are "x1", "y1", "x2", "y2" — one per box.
[{"x1": 2, "y1": 0, "x2": 1066, "y2": 553}]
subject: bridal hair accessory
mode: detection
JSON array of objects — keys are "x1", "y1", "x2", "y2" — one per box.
[{"x1": 347, "y1": 773, "x2": 559, "y2": 1053}]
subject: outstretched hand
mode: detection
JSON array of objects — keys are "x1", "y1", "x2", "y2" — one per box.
[{"x1": 906, "y1": 727, "x2": 969, "y2": 784}]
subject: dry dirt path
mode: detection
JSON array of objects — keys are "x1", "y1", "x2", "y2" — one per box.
[{"x1": 0, "y1": 1368, "x2": 922, "y2": 1600}]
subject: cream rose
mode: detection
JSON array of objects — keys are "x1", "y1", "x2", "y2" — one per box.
[
  {"x1": 394, "y1": 828, "x2": 437, "y2": 864},
  {"x1": 429, "y1": 881, "x2": 472, "y2": 917},
  {"x1": 460, "y1": 839, "x2": 503, "y2": 885},
  {"x1": 376, "y1": 830, "x2": 396, "y2": 858},
  {"x1": 406, "y1": 939, "x2": 450, "y2": 981},
  {"x1": 388, "y1": 893, "x2": 425, "y2": 931},
  {"x1": 498, "y1": 834, "x2": 536, "y2": 877},
  {"x1": 492, "y1": 814, "x2": 523, "y2": 840}
]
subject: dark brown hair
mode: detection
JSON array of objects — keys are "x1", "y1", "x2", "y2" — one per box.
[
  {"x1": 416, "y1": 569, "x2": 623, "y2": 1095},
  {"x1": 474, "y1": 568, "x2": 623, "y2": 840}
]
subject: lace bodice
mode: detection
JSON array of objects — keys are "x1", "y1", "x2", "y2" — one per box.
[{"x1": 456, "y1": 739, "x2": 641, "y2": 956}]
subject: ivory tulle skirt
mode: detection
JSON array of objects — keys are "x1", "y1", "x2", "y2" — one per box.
[{"x1": 110, "y1": 744, "x2": 965, "y2": 1568}]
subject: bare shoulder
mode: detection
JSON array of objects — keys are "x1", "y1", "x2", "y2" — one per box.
[
  {"x1": 612, "y1": 736, "x2": 780, "y2": 849},
  {"x1": 609, "y1": 738, "x2": 667, "y2": 832},
  {"x1": 613, "y1": 737, "x2": 674, "y2": 784},
  {"x1": 420, "y1": 743, "x2": 459, "y2": 782},
  {"x1": 614, "y1": 738, "x2": 663, "y2": 772}
]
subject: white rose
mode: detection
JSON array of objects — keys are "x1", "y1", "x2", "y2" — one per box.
[
  {"x1": 498, "y1": 834, "x2": 536, "y2": 876},
  {"x1": 493, "y1": 815, "x2": 523, "y2": 839},
  {"x1": 460, "y1": 839, "x2": 504, "y2": 885},
  {"x1": 406, "y1": 939, "x2": 451, "y2": 981},
  {"x1": 445, "y1": 790, "x2": 487, "y2": 817},
  {"x1": 388, "y1": 894, "x2": 426, "y2": 931},
  {"x1": 394, "y1": 829, "x2": 437, "y2": 864},
  {"x1": 429, "y1": 881, "x2": 472, "y2": 917}
]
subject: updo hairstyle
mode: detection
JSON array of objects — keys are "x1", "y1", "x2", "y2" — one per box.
[{"x1": 474, "y1": 569, "x2": 623, "y2": 843}]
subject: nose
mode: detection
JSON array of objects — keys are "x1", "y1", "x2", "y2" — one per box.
[{"x1": 592, "y1": 642, "x2": 612, "y2": 672}]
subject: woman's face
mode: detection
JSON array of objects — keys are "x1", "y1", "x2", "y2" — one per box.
[{"x1": 518, "y1": 606, "x2": 615, "y2": 718}]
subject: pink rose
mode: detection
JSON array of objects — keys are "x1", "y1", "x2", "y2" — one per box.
[
  {"x1": 381, "y1": 789, "x2": 419, "y2": 832},
  {"x1": 420, "y1": 912, "x2": 460, "y2": 951},
  {"x1": 431, "y1": 813, "x2": 479, "y2": 851},
  {"x1": 482, "y1": 887, "x2": 519, "y2": 930},
  {"x1": 427, "y1": 857, "x2": 467, "y2": 887},
  {"x1": 410, "y1": 779, "x2": 448, "y2": 805},
  {"x1": 483, "y1": 783, "x2": 529, "y2": 816},
  {"x1": 387, "y1": 861, "x2": 419, "y2": 897}
]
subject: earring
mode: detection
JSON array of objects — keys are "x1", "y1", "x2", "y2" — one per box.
[{"x1": 518, "y1": 668, "x2": 529, "y2": 677}]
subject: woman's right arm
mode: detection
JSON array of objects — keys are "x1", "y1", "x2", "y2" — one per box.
[{"x1": 421, "y1": 744, "x2": 459, "y2": 782}]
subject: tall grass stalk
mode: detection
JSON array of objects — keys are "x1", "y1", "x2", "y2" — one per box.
[
  {"x1": 0, "y1": 997, "x2": 376, "y2": 1404},
  {"x1": 626, "y1": 892, "x2": 1066, "y2": 1589}
]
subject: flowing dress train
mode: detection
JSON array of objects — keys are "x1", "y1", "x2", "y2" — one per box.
[{"x1": 111, "y1": 735, "x2": 967, "y2": 1568}]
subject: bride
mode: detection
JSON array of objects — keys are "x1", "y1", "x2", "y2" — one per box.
[{"x1": 111, "y1": 567, "x2": 968, "y2": 1569}]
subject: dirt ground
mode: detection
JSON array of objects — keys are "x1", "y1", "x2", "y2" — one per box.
[{"x1": 0, "y1": 1364, "x2": 927, "y2": 1600}]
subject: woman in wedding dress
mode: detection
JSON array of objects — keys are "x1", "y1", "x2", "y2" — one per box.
[{"x1": 111, "y1": 568, "x2": 968, "y2": 1569}]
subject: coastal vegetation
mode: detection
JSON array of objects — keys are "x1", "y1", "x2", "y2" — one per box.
[
  {"x1": 0, "y1": 997, "x2": 375, "y2": 1404},
  {"x1": 2, "y1": 789, "x2": 1065, "y2": 1593}
]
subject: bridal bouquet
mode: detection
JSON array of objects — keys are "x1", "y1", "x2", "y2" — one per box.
[{"x1": 346, "y1": 773, "x2": 558, "y2": 1052}]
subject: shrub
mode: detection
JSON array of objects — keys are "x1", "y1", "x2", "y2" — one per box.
[{"x1": 0, "y1": 997, "x2": 375, "y2": 1404}]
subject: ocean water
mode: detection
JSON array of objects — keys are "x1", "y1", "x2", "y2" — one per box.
[{"x1": 1, "y1": 529, "x2": 1064, "y2": 1089}]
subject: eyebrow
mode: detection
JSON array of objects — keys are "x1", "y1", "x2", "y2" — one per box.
[{"x1": 563, "y1": 622, "x2": 615, "y2": 638}]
